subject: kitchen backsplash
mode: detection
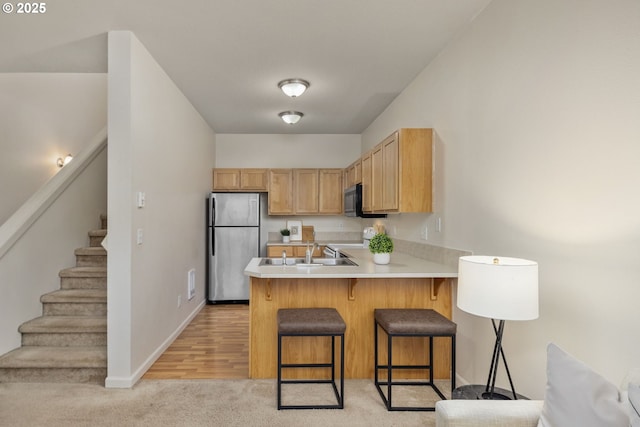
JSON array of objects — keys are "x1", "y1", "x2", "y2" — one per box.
[
  {"x1": 392, "y1": 239, "x2": 470, "y2": 268},
  {"x1": 266, "y1": 231, "x2": 469, "y2": 267},
  {"x1": 267, "y1": 231, "x2": 362, "y2": 242}
]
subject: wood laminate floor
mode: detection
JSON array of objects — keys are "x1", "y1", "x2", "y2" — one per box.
[{"x1": 143, "y1": 304, "x2": 249, "y2": 379}]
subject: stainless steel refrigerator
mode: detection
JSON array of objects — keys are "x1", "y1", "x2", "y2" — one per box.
[{"x1": 207, "y1": 193, "x2": 260, "y2": 303}]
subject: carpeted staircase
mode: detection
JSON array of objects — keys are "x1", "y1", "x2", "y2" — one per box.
[{"x1": 0, "y1": 216, "x2": 108, "y2": 384}]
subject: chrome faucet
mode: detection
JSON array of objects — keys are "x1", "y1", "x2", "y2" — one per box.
[
  {"x1": 282, "y1": 250, "x2": 287, "y2": 265},
  {"x1": 305, "y1": 241, "x2": 318, "y2": 264}
]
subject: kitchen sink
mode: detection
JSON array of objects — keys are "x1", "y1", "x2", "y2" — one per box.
[{"x1": 259, "y1": 257, "x2": 358, "y2": 267}]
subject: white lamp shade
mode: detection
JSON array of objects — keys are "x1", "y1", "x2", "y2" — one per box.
[
  {"x1": 278, "y1": 79, "x2": 309, "y2": 97},
  {"x1": 279, "y1": 111, "x2": 303, "y2": 124},
  {"x1": 457, "y1": 255, "x2": 539, "y2": 321}
]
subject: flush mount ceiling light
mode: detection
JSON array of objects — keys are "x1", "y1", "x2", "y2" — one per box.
[
  {"x1": 278, "y1": 79, "x2": 310, "y2": 97},
  {"x1": 57, "y1": 154, "x2": 73, "y2": 168},
  {"x1": 279, "y1": 111, "x2": 304, "y2": 125}
]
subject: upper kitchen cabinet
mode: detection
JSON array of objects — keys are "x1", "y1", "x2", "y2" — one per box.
[
  {"x1": 212, "y1": 168, "x2": 268, "y2": 191},
  {"x1": 294, "y1": 169, "x2": 319, "y2": 214},
  {"x1": 366, "y1": 128, "x2": 433, "y2": 213},
  {"x1": 270, "y1": 168, "x2": 343, "y2": 215},
  {"x1": 268, "y1": 169, "x2": 294, "y2": 214},
  {"x1": 344, "y1": 159, "x2": 362, "y2": 189},
  {"x1": 318, "y1": 169, "x2": 343, "y2": 214},
  {"x1": 361, "y1": 151, "x2": 373, "y2": 212},
  {"x1": 294, "y1": 168, "x2": 344, "y2": 215}
]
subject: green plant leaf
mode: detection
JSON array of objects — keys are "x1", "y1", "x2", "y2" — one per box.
[{"x1": 368, "y1": 233, "x2": 393, "y2": 254}]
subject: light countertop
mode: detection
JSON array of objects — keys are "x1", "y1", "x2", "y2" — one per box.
[
  {"x1": 244, "y1": 248, "x2": 458, "y2": 279},
  {"x1": 265, "y1": 240, "x2": 362, "y2": 246}
]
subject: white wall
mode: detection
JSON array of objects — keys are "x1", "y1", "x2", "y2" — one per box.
[
  {"x1": 107, "y1": 31, "x2": 216, "y2": 387},
  {"x1": 363, "y1": 0, "x2": 640, "y2": 398},
  {"x1": 216, "y1": 134, "x2": 364, "y2": 239},
  {"x1": 0, "y1": 73, "x2": 107, "y2": 224},
  {"x1": 216, "y1": 134, "x2": 361, "y2": 168}
]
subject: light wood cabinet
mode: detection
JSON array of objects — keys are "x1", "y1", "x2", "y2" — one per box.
[
  {"x1": 212, "y1": 168, "x2": 268, "y2": 191},
  {"x1": 294, "y1": 169, "x2": 319, "y2": 214},
  {"x1": 344, "y1": 159, "x2": 361, "y2": 188},
  {"x1": 371, "y1": 144, "x2": 384, "y2": 211},
  {"x1": 361, "y1": 151, "x2": 372, "y2": 212},
  {"x1": 382, "y1": 132, "x2": 399, "y2": 210},
  {"x1": 266, "y1": 245, "x2": 324, "y2": 257},
  {"x1": 368, "y1": 128, "x2": 433, "y2": 213},
  {"x1": 268, "y1": 169, "x2": 294, "y2": 215},
  {"x1": 318, "y1": 169, "x2": 343, "y2": 214},
  {"x1": 270, "y1": 168, "x2": 343, "y2": 215},
  {"x1": 267, "y1": 246, "x2": 295, "y2": 257}
]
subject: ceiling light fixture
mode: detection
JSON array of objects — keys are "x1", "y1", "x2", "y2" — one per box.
[
  {"x1": 279, "y1": 111, "x2": 304, "y2": 125},
  {"x1": 57, "y1": 154, "x2": 73, "y2": 168},
  {"x1": 278, "y1": 79, "x2": 310, "y2": 97}
]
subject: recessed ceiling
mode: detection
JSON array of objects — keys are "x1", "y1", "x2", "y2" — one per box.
[{"x1": 0, "y1": 0, "x2": 491, "y2": 134}]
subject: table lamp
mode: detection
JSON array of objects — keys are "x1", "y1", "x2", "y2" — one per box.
[{"x1": 453, "y1": 255, "x2": 539, "y2": 400}]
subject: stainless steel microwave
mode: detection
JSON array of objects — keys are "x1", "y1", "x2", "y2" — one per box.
[{"x1": 344, "y1": 184, "x2": 386, "y2": 218}]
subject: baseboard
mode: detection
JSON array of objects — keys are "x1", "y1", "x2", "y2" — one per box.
[{"x1": 105, "y1": 300, "x2": 205, "y2": 388}]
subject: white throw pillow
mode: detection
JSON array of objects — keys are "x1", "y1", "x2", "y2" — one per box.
[
  {"x1": 537, "y1": 343, "x2": 628, "y2": 427},
  {"x1": 630, "y1": 383, "x2": 640, "y2": 427}
]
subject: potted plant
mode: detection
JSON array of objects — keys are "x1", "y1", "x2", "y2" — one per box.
[
  {"x1": 280, "y1": 228, "x2": 291, "y2": 243},
  {"x1": 368, "y1": 233, "x2": 393, "y2": 265}
]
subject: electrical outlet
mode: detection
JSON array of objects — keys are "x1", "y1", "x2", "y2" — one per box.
[
  {"x1": 421, "y1": 226, "x2": 428, "y2": 240},
  {"x1": 436, "y1": 217, "x2": 442, "y2": 232},
  {"x1": 177, "y1": 294, "x2": 182, "y2": 308},
  {"x1": 136, "y1": 228, "x2": 143, "y2": 245}
]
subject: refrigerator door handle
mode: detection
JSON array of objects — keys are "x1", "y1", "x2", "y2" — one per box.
[
  {"x1": 211, "y1": 226, "x2": 215, "y2": 256},
  {"x1": 210, "y1": 196, "x2": 216, "y2": 255},
  {"x1": 211, "y1": 196, "x2": 216, "y2": 227}
]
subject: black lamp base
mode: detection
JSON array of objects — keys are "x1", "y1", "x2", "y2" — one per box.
[{"x1": 452, "y1": 384, "x2": 529, "y2": 400}]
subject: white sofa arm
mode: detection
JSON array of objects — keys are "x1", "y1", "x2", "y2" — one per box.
[{"x1": 435, "y1": 400, "x2": 544, "y2": 427}]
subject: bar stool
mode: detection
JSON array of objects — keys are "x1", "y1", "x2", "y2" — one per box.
[
  {"x1": 277, "y1": 308, "x2": 346, "y2": 410},
  {"x1": 374, "y1": 308, "x2": 456, "y2": 411}
]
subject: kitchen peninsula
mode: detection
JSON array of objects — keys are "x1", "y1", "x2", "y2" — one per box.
[{"x1": 244, "y1": 248, "x2": 458, "y2": 380}]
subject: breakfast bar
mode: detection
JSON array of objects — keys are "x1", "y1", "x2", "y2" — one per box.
[{"x1": 244, "y1": 248, "x2": 458, "y2": 380}]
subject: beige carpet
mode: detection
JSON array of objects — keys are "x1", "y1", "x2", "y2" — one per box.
[{"x1": 0, "y1": 379, "x2": 449, "y2": 426}]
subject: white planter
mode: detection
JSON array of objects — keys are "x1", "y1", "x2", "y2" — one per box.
[
  {"x1": 373, "y1": 252, "x2": 390, "y2": 265},
  {"x1": 282, "y1": 236, "x2": 290, "y2": 243}
]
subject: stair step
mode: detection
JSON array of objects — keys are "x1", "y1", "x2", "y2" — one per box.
[
  {"x1": 41, "y1": 289, "x2": 107, "y2": 316},
  {"x1": 20, "y1": 316, "x2": 106, "y2": 333},
  {"x1": 19, "y1": 316, "x2": 106, "y2": 346},
  {"x1": 74, "y1": 247, "x2": 107, "y2": 267},
  {"x1": 59, "y1": 267, "x2": 106, "y2": 290},
  {"x1": 0, "y1": 347, "x2": 106, "y2": 384},
  {"x1": 88, "y1": 229, "x2": 107, "y2": 247}
]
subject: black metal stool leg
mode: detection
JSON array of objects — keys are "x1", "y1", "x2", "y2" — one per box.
[
  {"x1": 387, "y1": 333, "x2": 393, "y2": 410},
  {"x1": 277, "y1": 333, "x2": 282, "y2": 409}
]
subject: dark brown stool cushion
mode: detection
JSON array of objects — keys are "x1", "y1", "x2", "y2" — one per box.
[
  {"x1": 278, "y1": 308, "x2": 346, "y2": 335},
  {"x1": 374, "y1": 308, "x2": 456, "y2": 335}
]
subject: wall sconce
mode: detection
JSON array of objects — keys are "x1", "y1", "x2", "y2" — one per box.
[
  {"x1": 57, "y1": 154, "x2": 73, "y2": 168},
  {"x1": 278, "y1": 79, "x2": 310, "y2": 97},
  {"x1": 278, "y1": 111, "x2": 304, "y2": 125}
]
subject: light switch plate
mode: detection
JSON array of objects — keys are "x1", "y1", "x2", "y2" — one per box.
[{"x1": 137, "y1": 191, "x2": 145, "y2": 208}]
